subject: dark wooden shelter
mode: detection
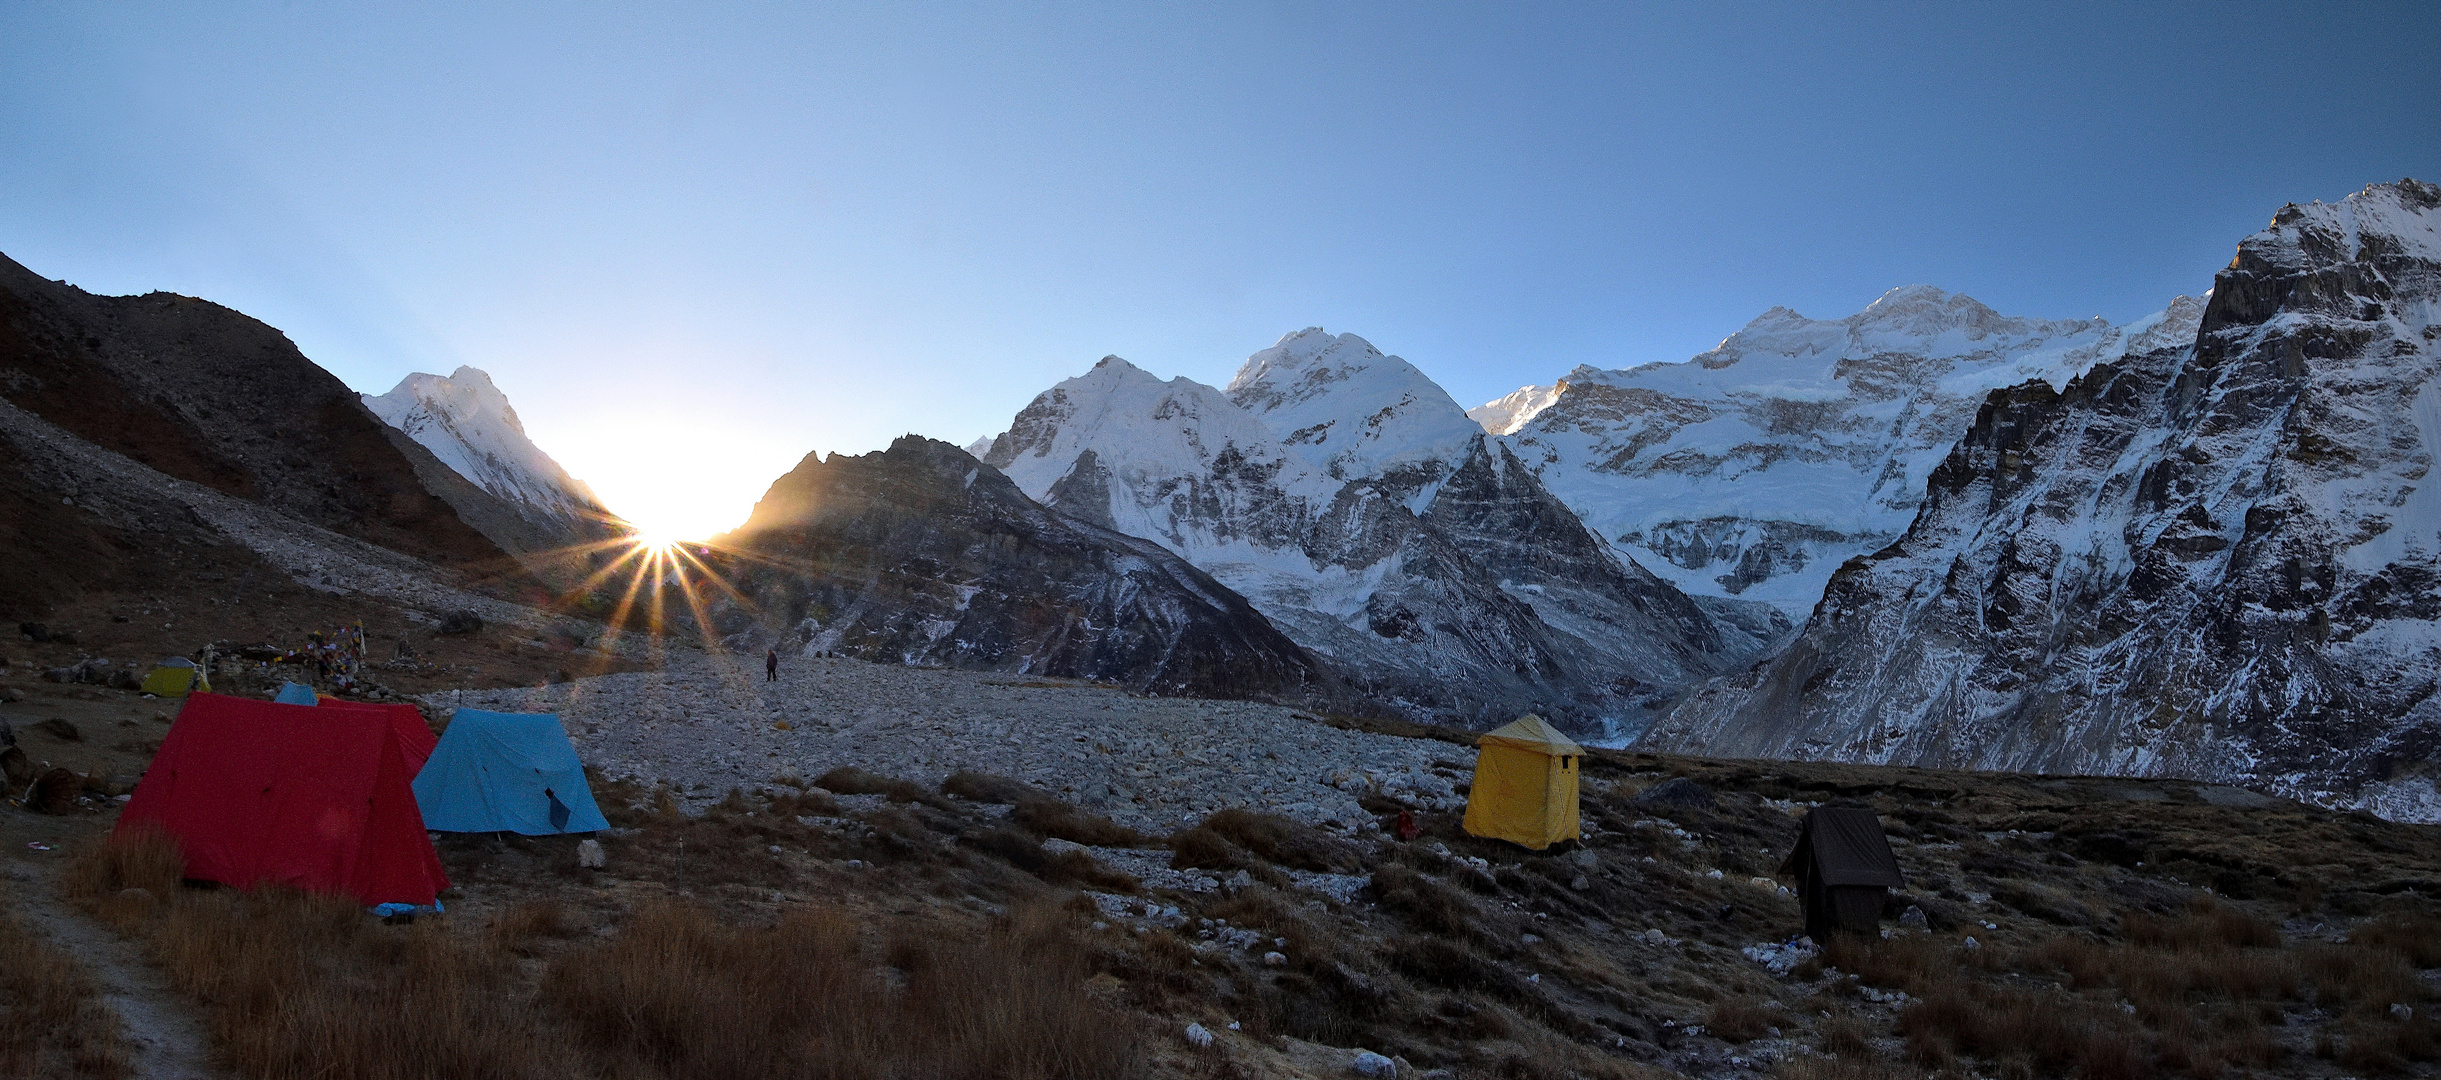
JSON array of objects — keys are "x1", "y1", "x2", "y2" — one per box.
[{"x1": 1780, "y1": 807, "x2": 1906, "y2": 941}]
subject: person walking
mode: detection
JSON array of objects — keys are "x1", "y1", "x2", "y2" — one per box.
[{"x1": 765, "y1": 647, "x2": 779, "y2": 682}]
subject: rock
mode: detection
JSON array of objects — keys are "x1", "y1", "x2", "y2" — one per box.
[
  {"x1": 0, "y1": 686, "x2": 21, "y2": 703},
  {"x1": 1569, "y1": 874, "x2": 1590, "y2": 891},
  {"x1": 1900, "y1": 905, "x2": 1928, "y2": 928},
  {"x1": 18, "y1": 622, "x2": 45, "y2": 642},
  {"x1": 578, "y1": 838, "x2": 606, "y2": 869},
  {"x1": 1643, "y1": 185, "x2": 2441, "y2": 822},
  {"x1": 109, "y1": 668, "x2": 142, "y2": 690},
  {"x1": 2393, "y1": 1004, "x2": 2415, "y2": 1021},
  {"x1": 0, "y1": 718, "x2": 12, "y2": 746},
  {"x1": 438, "y1": 610, "x2": 484, "y2": 636},
  {"x1": 1261, "y1": 951, "x2": 1287, "y2": 967},
  {"x1": 1223, "y1": 869, "x2": 1254, "y2": 895},
  {"x1": 1, "y1": 745, "x2": 31, "y2": 790},
  {"x1": 1183, "y1": 1022, "x2": 1214, "y2": 1049},
  {"x1": 101, "y1": 775, "x2": 139, "y2": 797},
  {"x1": 30, "y1": 767, "x2": 81, "y2": 813},
  {"x1": 1351, "y1": 1050, "x2": 1398, "y2": 1078},
  {"x1": 1634, "y1": 776, "x2": 1715, "y2": 810},
  {"x1": 33, "y1": 718, "x2": 80, "y2": 742},
  {"x1": 1960, "y1": 936, "x2": 1980, "y2": 951}
]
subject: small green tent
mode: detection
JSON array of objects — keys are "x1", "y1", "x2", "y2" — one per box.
[{"x1": 140, "y1": 657, "x2": 203, "y2": 697}]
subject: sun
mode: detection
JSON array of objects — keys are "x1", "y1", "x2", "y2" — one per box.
[{"x1": 630, "y1": 530, "x2": 681, "y2": 556}]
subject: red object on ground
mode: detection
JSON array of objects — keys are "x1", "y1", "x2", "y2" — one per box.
[
  {"x1": 116, "y1": 693, "x2": 449, "y2": 905},
  {"x1": 315, "y1": 696, "x2": 439, "y2": 776},
  {"x1": 1396, "y1": 809, "x2": 1420, "y2": 841}
]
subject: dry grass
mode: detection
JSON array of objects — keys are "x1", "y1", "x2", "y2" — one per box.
[
  {"x1": 0, "y1": 910, "x2": 129, "y2": 1080},
  {"x1": 2351, "y1": 908, "x2": 2441, "y2": 967},
  {"x1": 1813, "y1": 893, "x2": 2441, "y2": 1078},
  {"x1": 1773, "y1": 1058, "x2": 1913, "y2": 1080},
  {"x1": 1816, "y1": 1008, "x2": 1873, "y2": 1059},
  {"x1": 939, "y1": 769, "x2": 1154, "y2": 847},
  {"x1": 814, "y1": 765, "x2": 936, "y2": 805},
  {"x1": 1010, "y1": 796, "x2": 1154, "y2": 848},
  {"x1": 486, "y1": 899, "x2": 576, "y2": 956},
  {"x1": 547, "y1": 897, "x2": 1138, "y2": 1079},
  {"x1": 1705, "y1": 995, "x2": 1783, "y2": 1042},
  {"x1": 1897, "y1": 978, "x2": 2140, "y2": 1077},
  {"x1": 1196, "y1": 808, "x2": 1353, "y2": 872},
  {"x1": 941, "y1": 769, "x2": 1046, "y2": 804},
  {"x1": 60, "y1": 832, "x2": 1138, "y2": 1080}
]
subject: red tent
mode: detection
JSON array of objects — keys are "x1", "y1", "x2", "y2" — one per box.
[
  {"x1": 314, "y1": 696, "x2": 439, "y2": 776},
  {"x1": 117, "y1": 693, "x2": 449, "y2": 906}
]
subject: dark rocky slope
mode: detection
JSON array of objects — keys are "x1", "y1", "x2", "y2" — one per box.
[
  {"x1": 713, "y1": 436, "x2": 1339, "y2": 702},
  {"x1": 0, "y1": 252, "x2": 523, "y2": 575}
]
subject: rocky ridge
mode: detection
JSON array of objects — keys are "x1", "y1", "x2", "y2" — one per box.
[
  {"x1": 0, "y1": 252, "x2": 521, "y2": 575},
  {"x1": 1644, "y1": 179, "x2": 2441, "y2": 823},
  {"x1": 364, "y1": 366, "x2": 626, "y2": 560},
  {"x1": 1491, "y1": 286, "x2": 2205, "y2": 617},
  {"x1": 712, "y1": 435, "x2": 1337, "y2": 703},
  {"x1": 981, "y1": 332, "x2": 1781, "y2": 736}
]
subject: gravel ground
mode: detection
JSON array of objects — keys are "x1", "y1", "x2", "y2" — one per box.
[{"x1": 441, "y1": 652, "x2": 1475, "y2": 834}]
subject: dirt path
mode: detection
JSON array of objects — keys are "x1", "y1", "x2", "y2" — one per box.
[{"x1": 3, "y1": 860, "x2": 224, "y2": 1080}]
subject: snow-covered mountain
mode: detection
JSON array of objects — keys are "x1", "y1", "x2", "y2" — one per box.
[
  {"x1": 1644, "y1": 179, "x2": 2441, "y2": 822},
  {"x1": 1467, "y1": 383, "x2": 1563, "y2": 436},
  {"x1": 1489, "y1": 287, "x2": 2205, "y2": 617},
  {"x1": 979, "y1": 330, "x2": 1784, "y2": 735},
  {"x1": 364, "y1": 367, "x2": 622, "y2": 556}
]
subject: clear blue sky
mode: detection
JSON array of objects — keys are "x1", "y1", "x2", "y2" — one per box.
[{"x1": 4, "y1": 2, "x2": 2436, "y2": 537}]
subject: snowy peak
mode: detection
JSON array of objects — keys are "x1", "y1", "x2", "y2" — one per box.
[
  {"x1": 1687, "y1": 285, "x2": 2110, "y2": 372},
  {"x1": 2120, "y1": 294, "x2": 2208, "y2": 356},
  {"x1": 1645, "y1": 178, "x2": 2441, "y2": 822},
  {"x1": 1499, "y1": 287, "x2": 2195, "y2": 617},
  {"x1": 1226, "y1": 328, "x2": 1482, "y2": 481},
  {"x1": 983, "y1": 354, "x2": 1327, "y2": 516},
  {"x1": 1468, "y1": 382, "x2": 1564, "y2": 436},
  {"x1": 364, "y1": 366, "x2": 607, "y2": 526}
]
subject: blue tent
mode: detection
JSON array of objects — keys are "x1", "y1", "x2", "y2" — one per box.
[
  {"x1": 273, "y1": 681, "x2": 320, "y2": 705},
  {"x1": 410, "y1": 709, "x2": 609, "y2": 835}
]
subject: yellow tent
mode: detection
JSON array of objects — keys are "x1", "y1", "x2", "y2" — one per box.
[
  {"x1": 1460, "y1": 715, "x2": 1583, "y2": 850},
  {"x1": 139, "y1": 657, "x2": 207, "y2": 697}
]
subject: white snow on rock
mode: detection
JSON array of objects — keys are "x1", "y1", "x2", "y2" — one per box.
[
  {"x1": 1468, "y1": 383, "x2": 1563, "y2": 436},
  {"x1": 1498, "y1": 286, "x2": 2204, "y2": 617},
  {"x1": 979, "y1": 335, "x2": 1783, "y2": 734},
  {"x1": 1645, "y1": 179, "x2": 2441, "y2": 823},
  {"x1": 1227, "y1": 328, "x2": 1483, "y2": 486},
  {"x1": 364, "y1": 366, "x2": 608, "y2": 528}
]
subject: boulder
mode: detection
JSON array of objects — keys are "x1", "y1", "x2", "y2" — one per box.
[
  {"x1": 30, "y1": 767, "x2": 81, "y2": 813},
  {"x1": 1, "y1": 745, "x2": 31, "y2": 791},
  {"x1": 33, "y1": 718, "x2": 80, "y2": 742},
  {"x1": 1351, "y1": 1050, "x2": 1398, "y2": 1078},
  {"x1": 438, "y1": 610, "x2": 484, "y2": 636}
]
